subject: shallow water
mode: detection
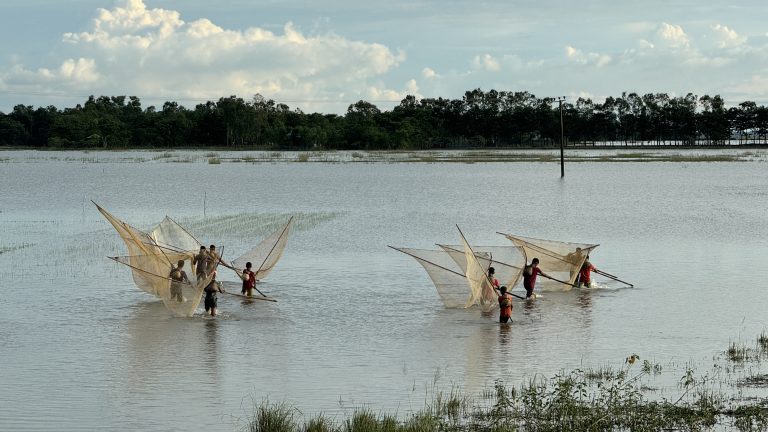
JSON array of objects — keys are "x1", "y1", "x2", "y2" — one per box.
[{"x1": 1, "y1": 150, "x2": 768, "y2": 431}]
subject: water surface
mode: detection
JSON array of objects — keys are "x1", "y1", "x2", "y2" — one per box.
[{"x1": 1, "y1": 150, "x2": 767, "y2": 431}]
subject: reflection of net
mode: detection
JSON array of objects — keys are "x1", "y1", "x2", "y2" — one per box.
[
  {"x1": 391, "y1": 247, "x2": 469, "y2": 308},
  {"x1": 500, "y1": 233, "x2": 598, "y2": 291},
  {"x1": 231, "y1": 217, "x2": 293, "y2": 280}
]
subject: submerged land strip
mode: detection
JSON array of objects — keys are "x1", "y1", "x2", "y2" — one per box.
[{"x1": 0, "y1": 148, "x2": 766, "y2": 164}]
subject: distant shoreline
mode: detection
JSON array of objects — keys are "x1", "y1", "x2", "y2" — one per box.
[{"x1": 1, "y1": 146, "x2": 766, "y2": 163}]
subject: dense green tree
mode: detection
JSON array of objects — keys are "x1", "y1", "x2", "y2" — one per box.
[{"x1": 1, "y1": 91, "x2": 767, "y2": 149}]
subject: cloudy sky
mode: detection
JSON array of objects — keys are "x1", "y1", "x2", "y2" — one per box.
[{"x1": 1, "y1": 0, "x2": 767, "y2": 113}]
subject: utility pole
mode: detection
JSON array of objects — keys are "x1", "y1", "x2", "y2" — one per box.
[{"x1": 555, "y1": 96, "x2": 566, "y2": 177}]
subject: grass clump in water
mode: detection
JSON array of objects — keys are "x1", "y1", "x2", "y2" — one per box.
[
  {"x1": 296, "y1": 153, "x2": 310, "y2": 162},
  {"x1": 247, "y1": 401, "x2": 298, "y2": 432},
  {"x1": 727, "y1": 341, "x2": 752, "y2": 362},
  {"x1": 303, "y1": 414, "x2": 337, "y2": 432},
  {"x1": 208, "y1": 157, "x2": 221, "y2": 164},
  {"x1": 758, "y1": 331, "x2": 768, "y2": 353}
]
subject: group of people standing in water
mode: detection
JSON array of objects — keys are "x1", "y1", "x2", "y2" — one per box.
[
  {"x1": 166, "y1": 245, "x2": 257, "y2": 317},
  {"x1": 491, "y1": 256, "x2": 598, "y2": 323}
]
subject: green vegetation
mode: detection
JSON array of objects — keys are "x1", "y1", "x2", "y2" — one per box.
[
  {"x1": 2, "y1": 91, "x2": 767, "y2": 150},
  {"x1": 208, "y1": 157, "x2": 221, "y2": 164},
  {"x1": 242, "y1": 335, "x2": 768, "y2": 432}
]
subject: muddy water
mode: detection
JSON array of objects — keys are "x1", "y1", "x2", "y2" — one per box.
[{"x1": 1, "y1": 150, "x2": 767, "y2": 431}]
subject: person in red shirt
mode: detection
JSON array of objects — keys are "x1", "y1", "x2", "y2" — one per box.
[
  {"x1": 522, "y1": 258, "x2": 550, "y2": 299},
  {"x1": 488, "y1": 266, "x2": 500, "y2": 289},
  {"x1": 241, "y1": 261, "x2": 257, "y2": 296},
  {"x1": 578, "y1": 256, "x2": 597, "y2": 288},
  {"x1": 497, "y1": 286, "x2": 513, "y2": 323}
]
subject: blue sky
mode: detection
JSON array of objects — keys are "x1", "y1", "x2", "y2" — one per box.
[{"x1": 1, "y1": 0, "x2": 767, "y2": 113}]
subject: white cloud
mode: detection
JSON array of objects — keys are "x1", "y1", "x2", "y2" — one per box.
[
  {"x1": 564, "y1": 46, "x2": 611, "y2": 67},
  {"x1": 656, "y1": 23, "x2": 689, "y2": 48},
  {"x1": 1, "y1": 58, "x2": 100, "y2": 88},
  {"x1": 405, "y1": 79, "x2": 419, "y2": 94},
  {"x1": 422, "y1": 67, "x2": 438, "y2": 79},
  {"x1": 472, "y1": 54, "x2": 501, "y2": 71},
  {"x1": 2, "y1": 0, "x2": 406, "y2": 113},
  {"x1": 712, "y1": 24, "x2": 746, "y2": 48}
]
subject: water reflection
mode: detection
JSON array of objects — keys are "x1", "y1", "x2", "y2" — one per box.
[{"x1": 204, "y1": 319, "x2": 219, "y2": 377}]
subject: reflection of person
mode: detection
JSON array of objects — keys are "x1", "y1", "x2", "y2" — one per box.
[
  {"x1": 169, "y1": 260, "x2": 189, "y2": 302},
  {"x1": 204, "y1": 271, "x2": 225, "y2": 317},
  {"x1": 578, "y1": 256, "x2": 597, "y2": 288},
  {"x1": 497, "y1": 286, "x2": 513, "y2": 323},
  {"x1": 241, "y1": 262, "x2": 256, "y2": 296},
  {"x1": 522, "y1": 258, "x2": 550, "y2": 299},
  {"x1": 193, "y1": 246, "x2": 208, "y2": 280}
]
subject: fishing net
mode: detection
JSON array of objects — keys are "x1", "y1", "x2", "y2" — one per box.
[
  {"x1": 231, "y1": 217, "x2": 293, "y2": 280},
  {"x1": 500, "y1": 233, "x2": 598, "y2": 291},
  {"x1": 391, "y1": 247, "x2": 470, "y2": 308},
  {"x1": 149, "y1": 216, "x2": 202, "y2": 253},
  {"x1": 96, "y1": 202, "x2": 292, "y2": 315},
  {"x1": 110, "y1": 254, "x2": 216, "y2": 317},
  {"x1": 438, "y1": 244, "x2": 525, "y2": 289},
  {"x1": 458, "y1": 232, "x2": 498, "y2": 312}
]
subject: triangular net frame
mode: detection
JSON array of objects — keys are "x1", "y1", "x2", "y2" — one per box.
[
  {"x1": 149, "y1": 216, "x2": 202, "y2": 254},
  {"x1": 389, "y1": 246, "x2": 471, "y2": 308},
  {"x1": 109, "y1": 253, "x2": 218, "y2": 317},
  {"x1": 499, "y1": 232, "x2": 598, "y2": 291},
  {"x1": 457, "y1": 227, "x2": 499, "y2": 312},
  {"x1": 96, "y1": 203, "x2": 212, "y2": 314},
  {"x1": 231, "y1": 217, "x2": 294, "y2": 280},
  {"x1": 437, "y1": 244, "x2": 525, "y2": 291},
  {"x1": 95, "y1": 202, "x2": 182, "y2": 297}
]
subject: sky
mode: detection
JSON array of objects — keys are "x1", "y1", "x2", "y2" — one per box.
[{"x1": 1, "y1": 0, "x2": 767, "y2": 114}]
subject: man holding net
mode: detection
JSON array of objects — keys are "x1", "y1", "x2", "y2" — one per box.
[{"x1": 522, "y1": 258, "x2": 550, "y2": 299}]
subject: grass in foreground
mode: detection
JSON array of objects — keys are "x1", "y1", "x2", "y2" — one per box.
[
  {"x1": 245, "y1": 372, "x2": 767, "y2": 432},
  {"x1": 244, "y1": 335, "x2": 768, "y2": 432}
]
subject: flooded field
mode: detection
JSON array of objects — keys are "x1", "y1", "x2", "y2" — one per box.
[{"x1": 1, "y1": 149, "x2": 767, "y2": 431}]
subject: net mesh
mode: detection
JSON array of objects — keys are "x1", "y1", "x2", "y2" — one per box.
[
  {"x1": 95, "y1": 203, "x2": 171, "y2": 296},
  {"x1": 149, "y1": 216, "x2": 202, "y2": 253},
  {"x1": 438, "y1": 244, "x2": 525, "y2": 289},
  {"x1": 110, "y1": 254, "x2": 216, "y2": 317},
  {"x1": 500, "y1": 233, "x2": 598, "y2": 291},
  {"x1": 392, "y1": 247, "x2": 470, "y2": 308},
  {"x1": 458, "y1": 231, "x2": 498, "y2": 312},
  {"x1": 231, "y1": 217, "x2": 293, "y2": 280}
]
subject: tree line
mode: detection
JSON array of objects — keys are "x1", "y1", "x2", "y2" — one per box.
[{"x1": 1, "y1": 90, "x2": 767, "y2": 150}]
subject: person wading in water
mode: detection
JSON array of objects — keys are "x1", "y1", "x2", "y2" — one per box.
[
  {"x1": 497, "y1": 286, "x2": 513, "y2": 323},
  {"x1": 522, "y1": 258, "x2": 550, "y2": 299}
]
